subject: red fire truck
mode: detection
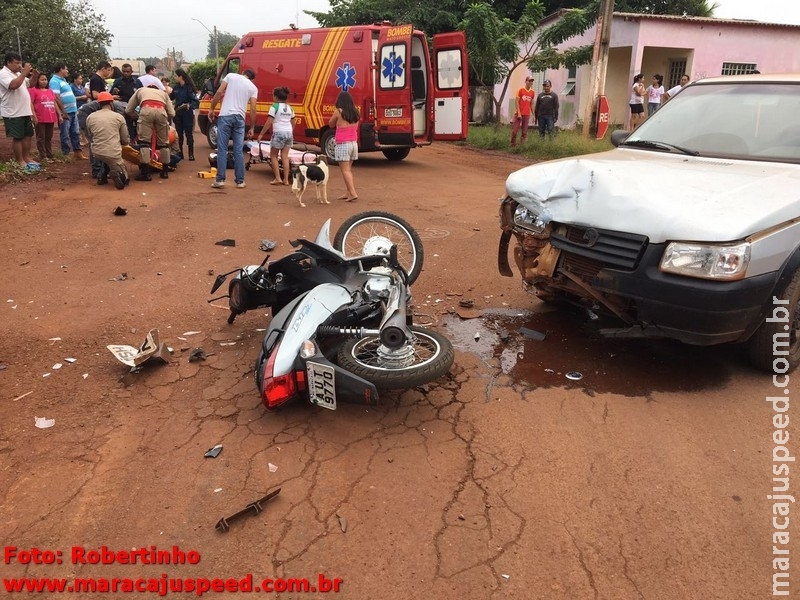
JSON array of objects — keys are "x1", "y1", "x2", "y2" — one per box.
[{"x1": 197, "y1": 22, "x2": 469, "y2": 162}]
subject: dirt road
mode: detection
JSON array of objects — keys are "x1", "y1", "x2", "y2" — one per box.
[{"x1": 1, "y1": 142, "x2": 793, "y2": 599}]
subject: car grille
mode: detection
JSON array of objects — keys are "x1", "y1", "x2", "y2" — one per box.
[{"x1": 551, "y1": 224, "x2": 648, "y2": 271}]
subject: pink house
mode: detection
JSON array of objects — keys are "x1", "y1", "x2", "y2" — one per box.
[{"x1": 499, "y1": 12, "x2": 800, "y2": 130}]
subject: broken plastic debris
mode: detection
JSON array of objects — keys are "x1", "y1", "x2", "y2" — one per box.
[
  {"x1": 113, "y1": 206, "x2": 127, "y2": 216},
  {"x1": 42, "y1": 373, "x2": 51, "y2": 378},
  {"x1": 519, "y1": 327, "x2": 546, "y2": 341},
  {"x1": 182, "y1": 331, "x2": 201, "y2": 336},
  {"x1": 82, "y1": 373, "x2": 89, "y2": 379},
  {"x1": 501, "y1": 574, "x2": 511, "y2": 581},
  {"x1": 64, "y1": 357, "x2": 77, "y2": 363},
  {"x1": 35, "y1": 416, "x2": 55, "y2": 429},
  {"x1": 214, "y1": 488, "x2": 223, "y2": 493},
  {"x1": 336, "y1": 513, "x2": 348, "y2": 533},
  {"x1": 268, "y1": 463, "x2": 278, "y2": 473},
  {"x1": 189, "y1": 348, "x2": 207, "y2": 362},
  {"x1": 219, "y1": 342, "x2": 236, "y2": 346},
  {"x1": 12, "y1": 391, "x2": 33, "y2": 402},
  {"x1": 108, "y1": 329, "x2": 170, "y2": 367},
  {"x1": 260, "y1": 239, "x2": 276, "y2": 251},
  {"x1": 215, "y1": 239, "x2": 235, "y2": 247},
  {"x1": 52, "y1": 363, "x2": 62, "y2": 370},
  {"x1": 48, "y1": 337, "x2": 61, "y2": 342},
  {"x1": 565, "y1": 371, "x2": 583, "y2": 381},
  {"x1": 204, "y1": 444, "x2": 223, "y2": 458},
  {"x1": 283, "y1": 221, "x2": 291, "y2": 227},
  {"x1": 473, "y1": 332, "x2": 481, "y2": 341}
]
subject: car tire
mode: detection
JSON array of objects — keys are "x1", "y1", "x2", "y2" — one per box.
[
  {"x1": 320, "y1": 129, "x2": 338, "y2": 165},
  {"x1": 206, "y1": 123, "x2": 218, "y2": 149},
  {"x1": 748, "y1": 268, "x2": 800, "y2": 372}
]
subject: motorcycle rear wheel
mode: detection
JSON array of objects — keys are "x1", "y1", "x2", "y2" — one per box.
[
  {"x1": 333, "y1": 211, "x2": 424, "y2": 284},
  {"x1": 336, "y1": 326, "x2": 454, "y2": 389}
]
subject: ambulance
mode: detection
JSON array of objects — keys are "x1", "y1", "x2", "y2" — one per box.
[{"x1": 197, "y1": 22, "x2": 469, "y2": 162}]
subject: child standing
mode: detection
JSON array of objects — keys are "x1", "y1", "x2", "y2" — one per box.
[
  {"x1": 29, "y1": 73, "x2": 61, "y2": 161},
  {"x1": 646, "y1": 74, "x2": 665, "y2": 116},
  {"x1": 257, "y1": 86, "x2": 295, "y2": 185},
  {"x1": 328, "y1": 91, "x2": 360, "y2": 201}
]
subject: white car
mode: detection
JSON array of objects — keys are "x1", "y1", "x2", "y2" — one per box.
[{"x1": 498, "y1": 74, "x2": 800, "y2": 371}]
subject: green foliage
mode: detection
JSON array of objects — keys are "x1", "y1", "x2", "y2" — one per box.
[
  {"x1": 466, "y1": 122, "x2": 613, "y2": 159},
  {"x1": 209, "y1": 31, "x2": 239, "y2": 62},
  {"x1": 0, "y1": 0, "x2": 111, "y2": 77},
  {"x1": 307, "y1": 0, "x2": 462, "y2": 34},
  {"x1": 187, "y1": 60, "x2": 219, "y2": 88}
]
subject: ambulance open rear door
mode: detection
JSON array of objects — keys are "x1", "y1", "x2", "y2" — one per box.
[{"x1": 432, "y1": 31, "x2": 469, "y2": 140}]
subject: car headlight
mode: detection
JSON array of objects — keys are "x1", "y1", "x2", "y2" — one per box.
[
  {"x1": 660, "y1": 242, "x2": 750, "y2": 280},
  {"x1": 513, "y1": 204, "x2": 547, "y2": 233}
]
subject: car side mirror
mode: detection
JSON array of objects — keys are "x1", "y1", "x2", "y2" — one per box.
[{"x1": 611, "y1": 129, "x2": 630, "y2": 147}]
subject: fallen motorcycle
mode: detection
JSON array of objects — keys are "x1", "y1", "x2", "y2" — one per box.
[{"x1": 209, "y1": 211, "x2": 454, "y2": 410}]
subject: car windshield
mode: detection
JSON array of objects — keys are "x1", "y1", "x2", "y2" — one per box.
[{"x1": 624, "y1": 82, "x2": 800, "y2": 163}]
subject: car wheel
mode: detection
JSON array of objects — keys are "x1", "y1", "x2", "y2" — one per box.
[
  {"x1": 206, "y1": 123, "x2": 218, "y2": 149},
  {"x1": 382, "y1": 148, "x2": 410, "y2": 161},
  {"x1": 748, "y1": 268, "x2": 800, "y2": 372},
  {"x1": 320, "y1": 129, "x2": 338, "y2": 165}
]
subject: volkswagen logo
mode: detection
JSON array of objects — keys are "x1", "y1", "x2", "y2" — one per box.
[{"x1": 582, "y1": 228, "x2": 600, "y2": 247}]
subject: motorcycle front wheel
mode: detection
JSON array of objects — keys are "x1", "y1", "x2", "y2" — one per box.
[
  {"x1": 333, "y1": 211, "x2": 424, "y2": 284},
  {"x1": 336, "y1": 326, "x2": 454, "y2": 389}
]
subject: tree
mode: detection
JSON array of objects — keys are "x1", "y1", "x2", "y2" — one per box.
[
  {"x1": 0, "y1": 0, "x2": 111, "y2": 77},
  {"x1": 187, "y1": 59, "x2": 218, "y2": 91},
  {"x1": 208, "y1": 31, "x2": 239, "y2": 62}
]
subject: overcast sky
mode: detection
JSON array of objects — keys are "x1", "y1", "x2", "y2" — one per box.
[
  {"x1": 94, "y1": 0, "x2": 332, "y2": 62},
  {"x1": 92, "y1": 0, "x2": 800, "y2": 64}
]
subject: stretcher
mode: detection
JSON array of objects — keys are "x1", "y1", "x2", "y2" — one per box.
[{"x1": 244, "y1": 141, "x2": 320, "y2": 172}]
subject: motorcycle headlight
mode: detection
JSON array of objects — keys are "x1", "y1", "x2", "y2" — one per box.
[
  {"x1": 513, "y1": 204, "x2": 547, "y2": 233},
  {"x1": 660, "y1": 242, "x2": 750, "y2": 280}
]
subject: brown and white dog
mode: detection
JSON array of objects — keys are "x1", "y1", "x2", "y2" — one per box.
[{"x1": 290, "y1": 158, "x2": 330, "y2": 208}]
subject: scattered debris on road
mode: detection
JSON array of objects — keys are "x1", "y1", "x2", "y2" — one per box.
[
  {"x1": 215, "y1": 488, "x2": 281, "y2": 533},
  {"x1": 519, "y1": 327, "x2": 546, "y2": 341},
  {"x1": 204, "y1": 444, "x2": 223, "y2": 458},
  {"x1": 35, "y1": 416, "x2": 55, "y2": 429},
  {"x1": 215, "y1": 239, "x2": 235, "y2": 247},
  {"x1": 113, "y1": 206, "x2": 127, "y2": 216}
]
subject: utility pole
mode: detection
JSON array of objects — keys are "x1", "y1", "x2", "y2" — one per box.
[
  {"x1": 192, "y1": 19, "x2": 220, "y2": 70},
  {"x1": 214, "y1": 26, "x2": 219, "y2": 71},
  {"x1": 582, "y1": 0, "x2": 614, "y2": 138}
]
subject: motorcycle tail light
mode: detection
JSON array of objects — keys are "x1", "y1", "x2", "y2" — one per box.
[{"x1": 261, "y1": 343, "x2": 299, "y2": 410}]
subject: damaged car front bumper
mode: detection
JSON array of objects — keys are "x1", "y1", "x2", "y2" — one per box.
[{"x1": 498, "y1": 197, "x2": 777, "y2": 345}]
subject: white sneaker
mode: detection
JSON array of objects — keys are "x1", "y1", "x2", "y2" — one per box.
[
  {"x1": 211, "y1": 181, "x2": 225, "y2": 189},
  {"x1": 236, "y1": 182, "x2": 246, "y2": 189}
]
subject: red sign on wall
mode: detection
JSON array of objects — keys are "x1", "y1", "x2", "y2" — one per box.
[{"x1": 597, "y1": 95, "x2": 610, "y2": 139}]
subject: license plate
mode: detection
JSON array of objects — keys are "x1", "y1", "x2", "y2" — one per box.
[
  {"x1": 307, "y1": 361, "x2": 336, "y2": 410},
  {"x1": 384, "y1": 107, "x2": 402, "y2": 117}
]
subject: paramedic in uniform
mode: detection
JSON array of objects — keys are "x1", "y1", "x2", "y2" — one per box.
[
  {"x1": 86, "y1": 91, "x2": 129, "y2": 189},
  {"x1": 125, "y1": 84, "x2": 175, "y2": 181}
]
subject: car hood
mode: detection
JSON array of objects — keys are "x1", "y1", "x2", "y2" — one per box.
[{"x1": 504, "y1": 148, "x2": 800, "y2": 243}]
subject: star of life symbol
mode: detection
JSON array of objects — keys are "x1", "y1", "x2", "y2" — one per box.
[
  {"x1": 437, "y1": 52, "x2": 461, "y2": 87},
  {"x1": 382, "y1": 50, "x2": 404, "y2": 83},
  {"x1": 336, "y1": 62, "x2": 357, "y2": 92}
]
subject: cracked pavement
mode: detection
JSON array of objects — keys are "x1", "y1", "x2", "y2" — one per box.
[{"x1": 1, "y1": 143, "x2": 793, "y2": 598}]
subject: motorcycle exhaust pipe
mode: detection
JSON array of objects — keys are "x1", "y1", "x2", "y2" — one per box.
[{"x1": 379, "y1": 276, "x2": 413, "y2": 349}]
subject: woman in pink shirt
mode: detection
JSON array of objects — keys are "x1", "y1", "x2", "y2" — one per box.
[
  {"x1": 28, "y1": 73, "x2": 61, "y2": 160},
  {"x1": 328, "y1": 92, "x2": 360, "y2": 201}
]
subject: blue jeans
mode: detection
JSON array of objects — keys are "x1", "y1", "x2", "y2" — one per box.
[
  {"x1": 538, "y1": 115, "x2": 555, "y2": 139},
  {"x1": 59, "y1": 112, "x2": 81, "y2": 153},
  {"x1": 215, "y1": 114, "x2": 245, "y2": 184}
]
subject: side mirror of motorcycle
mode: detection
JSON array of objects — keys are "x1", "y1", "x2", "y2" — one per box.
[{"x1": 210, "y1": 273, "x2": 228, "y2": 294}]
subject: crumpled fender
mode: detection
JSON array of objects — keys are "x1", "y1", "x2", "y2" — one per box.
[{"x1": 498, "y1": 199, "x2": 516, "y2": 277}]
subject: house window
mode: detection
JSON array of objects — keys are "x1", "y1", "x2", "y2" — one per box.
[
  {"x1": 667, "y1": 59, "x2": 687, "y2": 89},
  {"x1": 560, "y1": 66, "x2": 576, "y2": 96},
  {"x1": 721, "y1": 62, "x2": 758, "y2": 75}
]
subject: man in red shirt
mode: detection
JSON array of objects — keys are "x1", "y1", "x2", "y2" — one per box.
[{"x1": 510, "y1": 76, "x2": 535, "y2": 146}]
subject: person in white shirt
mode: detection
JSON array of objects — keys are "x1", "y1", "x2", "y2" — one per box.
[
  {"x1": 664, "y1": 74, "x2": 690, "y2": 103},
  {"x1": 0, "y1": 52, "x2": 38, "y2": 168},
  {"x1": 208, "y1": 69, "x2": 258, "y2": 189},
  {"x1": 646, "y1": 74, "x2": 665, "y2": 116}
]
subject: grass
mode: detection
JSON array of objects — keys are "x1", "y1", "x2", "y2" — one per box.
[
  {"x1": 465, "y1": 123, "x2": 615, "y2": 161},
  {"x1": 0, "y1": 152, "x2": 70, "y2": 186}
]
